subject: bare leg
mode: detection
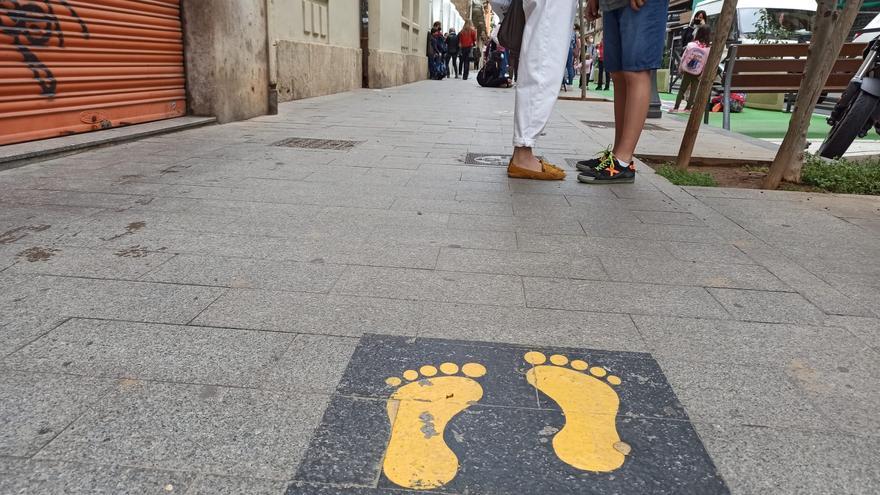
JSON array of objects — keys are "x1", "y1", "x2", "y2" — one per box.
[
  {"x1": 611, "y1": 72, "x2": 627, "y2": 152},
  {"x1": 511, "y1": 146, "x2": 542, "y2": 172},
  {"x1": 613, "y1": 70, "x2": 651, "y2": 162}
]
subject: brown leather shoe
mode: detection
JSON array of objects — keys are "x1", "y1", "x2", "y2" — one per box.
[{"x1": 507, "y1": 160, "x2": 566, "y2": 180}]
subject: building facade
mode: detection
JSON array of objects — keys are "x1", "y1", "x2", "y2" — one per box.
[{"x1": 0, "y1": 0, "x2": 439, "y2": 146}]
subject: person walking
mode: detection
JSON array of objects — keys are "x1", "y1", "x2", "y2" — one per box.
[
  {"x1": 582, "y1": 33, "x2": 596, "y2": 89},
  {"x1": 564, "y1": 25, "x2": 577, "y2": 89},
  {"x1": 575, "y1": 0, "x2": 670, "y2": 184},
  {"x1": 672, "y1": 25, "x2": 710, "y2": 113},
  {"x1": 506, "y1": 0, "x2": 578, "y2": 180},
  {"x1": 446, "y1": 28, "x2": 460, "y2": 78},
  {"x1": 458, "y1": 22, "x2": 477, "y2": 81},
  {"x1": 596, "y1": 39, "x2": 609, "y2": 91}
]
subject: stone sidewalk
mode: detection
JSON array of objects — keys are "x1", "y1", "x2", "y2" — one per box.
[{"x1": 1, "y1": 79, "x2": 878, "y2": 494}]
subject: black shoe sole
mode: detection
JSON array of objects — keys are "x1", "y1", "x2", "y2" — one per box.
[
  {"x1": 577, "y1": 174, "x2": 635, "y2": 184},
  {"x1": 576, "y1": 161, "x2": 599, "y2": 173}
]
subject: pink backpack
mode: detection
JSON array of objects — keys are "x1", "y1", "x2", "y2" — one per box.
[{"x1": 680, "y1": 42, "x2": 709, "y2": 76}]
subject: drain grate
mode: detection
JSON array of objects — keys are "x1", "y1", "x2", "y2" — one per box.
[
  {"x1": 273, "y1": 137, "x2": 364, "y2": 151},
  {"x1": 464, "y1": 153, "x2": 512, "y2": 167},
  {"x1": 582, "y1": 120, "x2": 668, "y2": 131}
]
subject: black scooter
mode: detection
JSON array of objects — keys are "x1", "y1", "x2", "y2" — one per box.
[{"x1": 819, "y1": 36, "x2": 880, "y2": 158}]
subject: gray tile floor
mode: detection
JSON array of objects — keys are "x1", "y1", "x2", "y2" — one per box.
[{"x1": 1, "y1": 80, "x2": 878, "y2": 494}]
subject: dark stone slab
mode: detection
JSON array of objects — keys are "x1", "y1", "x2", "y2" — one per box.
[{"x1": 294, "y1": 334, "x2": 728, "y2": 494}]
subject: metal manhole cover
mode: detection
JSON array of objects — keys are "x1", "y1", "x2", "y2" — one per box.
[
  {"x1": 582, "y1": 121, "x2": 668, "y2": 131},
  {"x1": 273, "y1": 137, "x2": 364, "y2": 151}
]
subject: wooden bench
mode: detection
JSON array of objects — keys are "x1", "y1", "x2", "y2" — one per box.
[{"x1": 710, "y1": 42, "x2": 867, "y2": 129}]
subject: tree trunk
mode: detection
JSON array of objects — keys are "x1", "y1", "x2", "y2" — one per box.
[
  {"x1": 676, "y1": 0, "x2": 738, "y2": 170},
  {"x1": 763, "y1": 0, "x2": 864, "y2": 188}
]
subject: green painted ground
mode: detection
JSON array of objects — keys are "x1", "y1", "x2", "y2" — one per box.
[{"x1": 582, "y1": 85, "x2": 880, "y2": 141}]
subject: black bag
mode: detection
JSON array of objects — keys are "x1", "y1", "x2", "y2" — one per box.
[{"x1": 498, "y1": 0, "x2": 525, "y2": 57}]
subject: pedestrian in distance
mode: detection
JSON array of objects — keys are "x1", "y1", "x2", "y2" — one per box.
[
  {"x1": 446, "y1": 28, "x2": 461, "y2": 78},
  {"x1": 506, "y1": 0, "x2": 579, "y2": 181},
  {"x1": 564, "y1": 24, "x2": 578, "y2": 89},
  {"x1": 581, "y1": 33, "x2": 596, "y2": 89},
  {"x1": 458, "y1": 22, "x2": 478, "y2": 81},
  {"x1": 596, "y1": 39, "x2": 610, "y2": 91},
  {"x1": 575, "y1": 0, "x2": 669, "y2": 184},
  {"x1": 681, "y1": 10, "x2": 707, "y2": 45},
  {"x1": 672, "y1": 25, "x2": 711, "y2": 113}
]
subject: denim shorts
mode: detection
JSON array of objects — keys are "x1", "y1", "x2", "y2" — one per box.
[{"x1": 602, "y1": 0, "x2": 669, "y2": 73}]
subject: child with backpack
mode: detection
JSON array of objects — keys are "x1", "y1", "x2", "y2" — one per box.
[{"x1": 672, "y1": 25, "x2": 711, "y2": 113}]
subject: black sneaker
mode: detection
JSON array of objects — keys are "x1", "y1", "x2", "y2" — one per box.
[
  {"x1": 576, "y1": 149, "x2": 612, "y2": 173},
  {"x1": 578, "y1": 156, "x2": 636, "y2": 184}
]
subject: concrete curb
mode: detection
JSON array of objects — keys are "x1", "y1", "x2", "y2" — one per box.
[{"x1": 0, "y1": 116, "x2": 217, "y2": 171}]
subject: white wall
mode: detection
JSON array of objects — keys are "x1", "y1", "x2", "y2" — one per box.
[{"x1": 430, "y1": 0, "x2": 464, "y2": 32}]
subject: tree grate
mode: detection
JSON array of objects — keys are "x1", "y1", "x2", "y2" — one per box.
[
  {"x1": 273, "y1": 137, "x2": 364, "y2": 151},
  {"x1": 582, "y1": 120, "x2": 668, "y2": 131}
]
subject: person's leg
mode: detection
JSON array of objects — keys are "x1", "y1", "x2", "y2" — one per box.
[
  {"x1": 566, "y1": 51, "x2": 575, "y2": 86},
  {"x1": 462, "y1": 50, "x2": 471, "y2": 80},
  {"x1": 674, "y1": 73, "x2": 691, "y2": 111},
  {"x1": 685, "y1": 73, "x2": 698, "y2": 110},
  {"x1": 511, "y1": 0, "x2": 578, "y2": 173},
  {"x1": 613, "y1": 71, "x2": 651, "y2": 162}
]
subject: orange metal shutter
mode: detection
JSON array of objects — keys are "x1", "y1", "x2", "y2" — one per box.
[{"x1": 0, "y1": 0, "x2": 186, "y2": 145}]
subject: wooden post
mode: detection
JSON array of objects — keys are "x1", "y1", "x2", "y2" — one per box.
[
  {"x1": 762, "y1": 0, "x2": 864, "y2": 189},
  {"x1": 675, "y1": 0, "x2": 738, "y2": 170}
]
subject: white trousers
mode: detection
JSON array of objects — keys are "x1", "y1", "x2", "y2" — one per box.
[{"x1": 513, "y1": 0, "x2": 578, "y2": 148}]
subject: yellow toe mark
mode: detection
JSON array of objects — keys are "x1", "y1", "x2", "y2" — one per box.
[
  {"x1": 525, "y1": 352, "x2": 626, "y2": 473},
  {"x1": 386, "y1": 377, "x2": 402, "y2": 387},
  {"x1": 439, "y1": 362, "x2": 458, "y2": 375},
  {"x1": 550, "y1": 354, "x2": 569, "y2": 366},
  {"x1": 403, "y1": 370, "x2": 419, "y2": 381},
  {"x1": 462, "y1": 362, "x2": 486, "y2": 378},
  {"x1": 524, "y1": 351, "x2": 547, "y2": 365},
  {"x1": 383, "y1": 363, "x2": 485, "y2": 490}
]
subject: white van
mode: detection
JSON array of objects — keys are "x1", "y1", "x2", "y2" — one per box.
[{"x1": 694, "y1": 0, "x2": 816, "y2": 44}]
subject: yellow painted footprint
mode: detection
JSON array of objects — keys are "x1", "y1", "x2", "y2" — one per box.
[
  {"x1": 525, "y1": 351, "x2": 630, "y2": 473},
  {"x1": 382, "y1": 362, "x2": 487, "y2": 490}
]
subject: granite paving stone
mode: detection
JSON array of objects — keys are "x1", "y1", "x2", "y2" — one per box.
[
  {"x1": 2, "y1": 71, "x2": 880, "y2": 494},
  {"x1": 698, "y1": 424, "x2": 880, "y2": 494},
  {"x1": 632, "y1": 315, "x2": 877, "y2": 371},
  {"x1": 0, "y1": 458, "x2": 197, "y2": 495},
  {"x1": 34, "y1": 381, "x2": 329, "y2": 480},
  {"x1": 390, "y1": 198, "x2": 514, "y2": 216},
  {"x1": 709, "y1": 288, "x2": 827, "y2": 325},
  {"x1": 333, "y1": 266, "x2": 525, "y2": 306},
  {"x1": 368, "y1": 225, "x2": 517, "y2": 250},
  {"x1": 602, "y1": 258, "x2": 789, "y2": 290},
  {"x1": 140, "y1": 254, "x2": 346, "y2": 292},
  {"x1": 2, "y1": 318, "x2": 293, "y2": 387},
  {"x1": 194, "y1": 289, "x2": 426, "y2": 337},
  {"x1": 657, "y1": 360, "x2": 831, "y2": 429},
  {"x1": 0, "y1": 371, "x2": 114, "y2": 456},
  {"x1": 2, "y1": 275, "x2": 224, "y2": 324},
  {"x1": 446, "y1": 213, "x2": 585, "y2": 235},
  {"x1": 436, "y1": 246, "x2": 606, "y2": 280},
  {"x1": 5, "y1": 245, "x2": 174, "y2": 280},
  {"x1": 524, "y1": 277, "x2": 730, "y2": 318},
  {"x1": 262, "y1": 334, "x2": 360, "y2": 394},
  {"x1": 418, "y1": 302, "x2": 648, "y2": 351}
]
